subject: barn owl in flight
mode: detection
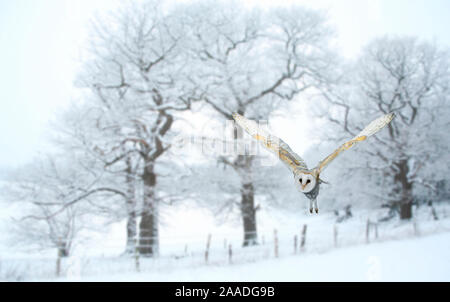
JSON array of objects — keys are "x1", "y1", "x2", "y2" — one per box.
[{"x1": 232, "y1": 112, "x2": 395, "y2": 214}]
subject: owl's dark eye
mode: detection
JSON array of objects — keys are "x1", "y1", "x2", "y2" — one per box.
[
  {"x1": 306, "y1": 179, "x2": 311, "y2": 184},
  {"x1": 299, "y1": 178, "x2": 303, "y2": 183}
]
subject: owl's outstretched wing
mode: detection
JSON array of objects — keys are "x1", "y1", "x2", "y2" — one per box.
[
  {"x1": 232, "y1": 113, "x2": 308, "y2": 172},
  {"x1": 315, "y1": 113, "x2": 395, "y2": 173}
]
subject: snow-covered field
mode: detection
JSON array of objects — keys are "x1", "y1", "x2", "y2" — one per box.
[
  {"x1": 1, "y1": 196, "x2": 449, "y2": 281},
  {"x1": 60, "y1": 232, "x2": 450, "y2": 282}
]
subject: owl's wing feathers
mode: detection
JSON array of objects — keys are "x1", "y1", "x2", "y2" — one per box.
[
  {"x1": 316, "y1": 113, "x2": 395, "y2": 173},
  {"x1": 232, "y1": 113, "x2": 308, "y2": 172}
]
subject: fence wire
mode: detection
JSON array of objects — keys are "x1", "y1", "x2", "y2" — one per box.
[{"x1": 1, "y1": 209, "x2": 449, "y2": 281}]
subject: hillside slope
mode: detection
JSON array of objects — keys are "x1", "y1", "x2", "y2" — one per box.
[{"x1": 58, "y1": 232, "x2": 450, "y2": 282}]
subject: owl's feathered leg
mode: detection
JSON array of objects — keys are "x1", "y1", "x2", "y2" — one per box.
[
  {"x1": 309, "y1": 200, "x2": 314, "y2": 214},
  {"x1": 314, "y1": 199, "x2": 319, "y2": 214}
]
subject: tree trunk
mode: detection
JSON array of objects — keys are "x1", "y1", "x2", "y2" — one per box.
[
  {"x1": 237, "y1": 155, "x2": 258, "y2": 247},
  {"x1": 57, "y1": 242, "x2": 69, "y2": 258},
  {"x1": 125, "y1": 209, "x2": 137, "y2": 254},
  {"x1": 233, "y1": 118, "x2": 258, "y2": 247},
  {"x1": 400, "y1": 201, "x2": 413, "y2": 220},
  {"x1": 139, "y1": 160, "x2": 159, "y2": 257},
  {"x1": 241, "y1": 181, "x2": 258, "y2": 246},
  {"x1": 394, "y1": 159, "x2": 413, "y2": 220},
  {"x1": 124, "y1": 157, "x2": 137, "y2": 255}
]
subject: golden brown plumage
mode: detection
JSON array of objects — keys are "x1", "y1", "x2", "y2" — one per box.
[{"x1": 232, "y1": 112, "x2": 395, "y2": 214}]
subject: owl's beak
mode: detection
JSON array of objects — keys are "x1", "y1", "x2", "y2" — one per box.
[{"x1": 301, "y1": 183, "x2": 307, "y2": 190}]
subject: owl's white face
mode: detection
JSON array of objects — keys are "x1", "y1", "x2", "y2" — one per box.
[{"x1": 294, "y1": 173, "x2": 317, "y2": 193}]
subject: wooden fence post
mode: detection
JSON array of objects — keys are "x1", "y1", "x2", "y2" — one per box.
[
  {"x1": 294, "y1": 235, "x2": 298, "y2": 254},
  {"x1": 333, "y1": 224, "x2": 338, "y2": 248},
  {"x1": 366, "y1": 219, "x2": 371, "y2": 243},
  {"x1": 300, "y1": 224, "x2": 307, "y2": 251},
  {"x1": 413, "y1": 221, "x2": 419, "y2": 236},
  {"x1": 274, "y1": 229, "x2": 279, "y2": 258},
  {"x1": 228, "y1": 244, "x2": 232, "y2": 264},
  {"x1": 56, "y1": 237, "x2": 62, "y2": 277},
  {"x1": 205, "y1": 234, "x2": 212, "y2": 264},
  {"x1": 56, "y1": 250, "x2": 61, "y2": 277},
  {"x1": 135, "y1": 238, "x2": 140, "y2": 273},
  {"x1": 431, "y1": 207, "x2": 438, "y2": 221}
]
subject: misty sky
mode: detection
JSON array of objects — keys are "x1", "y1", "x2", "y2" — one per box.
[{"x1": 0, "y1": 0, "x2": 449, "y2": 169}]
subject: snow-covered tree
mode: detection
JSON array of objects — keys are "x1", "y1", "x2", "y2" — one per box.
[
  {"x1": 4, "y1": 154, "x2": 94, "y2": 257},
  {"x1": 74, "y1": 1, "x2": 202, "y2": 256},
  {"x1": 50, "y1": 102, "x2": 140, "y2": 254},
  {"x1": 181, "y1": 2, "x2": 335, "y2": 245},
  {"x1": 316, "y1": 36, "x2": 450, "y2": 219}
]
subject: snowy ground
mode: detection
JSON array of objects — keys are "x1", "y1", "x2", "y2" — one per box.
[
  {"x1": 1, "y1": 194, "x2": 449, "y2": 281},
  {"x1": 59, "y1": 232, "x2": 450, "y2": 282}
]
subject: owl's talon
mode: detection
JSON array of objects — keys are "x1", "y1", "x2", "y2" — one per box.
[
  {"x1": 315, "y1": 208, "x2": 319, "y2": 214},
  {"x1": 309, "y1": 208, "x2": 313, "y2": 214}
]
